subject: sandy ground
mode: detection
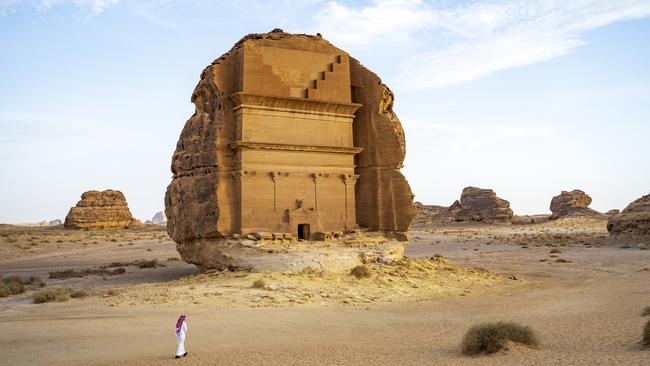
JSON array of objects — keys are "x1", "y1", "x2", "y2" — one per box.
[{"x1": 1, "y1": 219, "x2": 649, "y2": 365}]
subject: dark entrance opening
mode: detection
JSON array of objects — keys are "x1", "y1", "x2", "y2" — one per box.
[{"x1": 297, "y1": 224, "x2": 310, "y2": 240}]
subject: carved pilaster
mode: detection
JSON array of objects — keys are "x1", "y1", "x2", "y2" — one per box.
[
  {"x1": 341, "y1": 174, "x2": 359, "y2": 229},
  {"x1": 311, "y1": 173, "x2": 329, "y2": 210},
  {"x1": 270, "y1": 171, "x2": 289, "y2": 212}
]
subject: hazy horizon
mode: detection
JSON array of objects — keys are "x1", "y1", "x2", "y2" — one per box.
[{"x1": 1, "y1": 0, "x2": 649, "y2": 224}]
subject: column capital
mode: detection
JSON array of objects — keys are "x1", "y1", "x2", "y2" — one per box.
[
  {"x1": 342, "y1": 174, "x2": 359, "y2": 185},
  {"x1": 311, "y1": 172, "x2": 330, "y2": 184}
]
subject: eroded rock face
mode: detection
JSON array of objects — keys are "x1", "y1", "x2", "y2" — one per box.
[
  {"x1": 64, "y1": 190, "x2": 136, "y2": 230},
  {"x1": 607, "y1": 193, "x2": 650, "y2": 236},
  {"x1": 412, "y1": 202, "x2": 452, "y2": 226},
  {"x1": 449, "y1": 187, "x2": 513, "y2": 223},
  {"x1": 164, "y1": 30, "x2": 415, "y2": 271},
  {"x1": 549, "y1": 190, "x2": 601, "y2": 219}
]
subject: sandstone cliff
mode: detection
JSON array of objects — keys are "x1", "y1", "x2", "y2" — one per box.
[
  {"x1": 607, "y1": 193, "x2": 650, "y2": 236},
  {"x1": 64, "y1": 190, "x2": 136, "y2": 230}
]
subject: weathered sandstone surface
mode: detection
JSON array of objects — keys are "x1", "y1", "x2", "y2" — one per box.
[
  {"x1": 449, "y1": 187, "x2": 513, "y2": 223},
  {"x1": 165, "y1": 30, "x2": 415, "y2": 272},
  {"x1": 64, "y1": 190, "x2": 136, "y2": 230},
  {"x1": 607, "y1": 193, "x2": 650, "y2": 236},
  {"x1": 550, "y1": 190, "x2": 601, "y2": 219},
  {"x1": 412, "y1": 202, "x2": 452, "y2": 226}
]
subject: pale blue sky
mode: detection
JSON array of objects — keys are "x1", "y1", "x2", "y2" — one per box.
[{"x1": 1, "y1": 0, "x2": 649, "y2": 223}]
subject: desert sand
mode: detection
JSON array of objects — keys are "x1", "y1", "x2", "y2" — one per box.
[{"x1": 1, "y1": 218, "x2": 649, "y2": 365}]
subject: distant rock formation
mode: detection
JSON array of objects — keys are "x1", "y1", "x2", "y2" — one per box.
[
  {"x1": 412, "y1": 202, "x2": 452, "y2": 226},
  {"x1": 607, "y1": 193, "x2": 650, "y2": 236},
  {"x1": 151, "y1": 211, "x2": 167, "y2": 225},
  {"x1": 549, "y1": 190, "x2": 601, "y2": 219},
  {"x1": 49, "y1": 219, "x2": 62, "y2": 226},
  {"x1": 605, "y1": 209, "x2": 620, "y2": 216},
  {"x1": 449, "y1": 187, "x2": 513, "y2": 223},
  {"x1": 64, "y1": 190, "x2": 136, "y2": 230}
]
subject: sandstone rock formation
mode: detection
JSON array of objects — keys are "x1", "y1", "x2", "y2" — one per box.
[
  {"x1": 412, "y1": 202, "x2": 453, "y2": 226},
  {"x1": 49, "y1": 219, "x2": 62, "y2": 226},
  {"x1": 605, "y1": 209, "x2": 620, "y2": 216},
  {"x1": 165, "y1": 29, "x2": 416, "y2": 271},
  {"x1": 549, "y1": 190, "x2": 601, "y2": 219},
  {"x1": 449, "y1": 187, "x2": 513, "y2": 223},
  {"x1": 64, "y1": 190, "x2": 136, "y2": 230},
  {"x1": 151, "y1": 211, "x2": 167, "y2": 225},
  {"x1": 607, "y1": 193, "x2": 650, "y2": 236}
]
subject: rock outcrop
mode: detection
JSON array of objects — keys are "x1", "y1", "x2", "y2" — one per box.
[
  {"x1": 449, "y1": 187, "x2": 513, "y2": 223},
  {"x1": 549, "y1": 190, "x2": 601, "y2": 219},
  {"x1": 412, "y1": 202, "x2": 453, "y2": 226},
  {"x1": 607, "y1": 193, "x2": 650, "y2": 236},
  {"x1": 49, "y1": 219, "x2": 62, "y2": 226},
  {"x1": 151, "y1": 211, "x2": 167, "y2": 225},
  {"x1": 64, "y1": 190, "x2": 136, "y2": 230},
  {"x1": 164, "y1": 29, "x2": 415, "y2": 272}
]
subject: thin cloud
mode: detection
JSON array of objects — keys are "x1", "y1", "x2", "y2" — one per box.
[
  {"x1": 0, "y1": 0, "x2": 120, "y2": 16},
  {"x1": 311, "y1": 0, "x2": 650, "y2": 89}
]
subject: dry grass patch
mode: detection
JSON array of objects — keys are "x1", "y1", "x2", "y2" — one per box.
[
  {"x1": 252, "y1": 279, "x2": 266, "y2": 289},
  {"x1": 461, "y1": 321, "x2": 539, "y2": 355},
  {"x1": 33, "y1": 288, "x2": 72, "y2": 303},
  {"x1": 350, "y1": 265, "x2": 371, "y2": 279},
  {"x1": 642, "y1": 306, "x2": 650, "y2": 317},
  {"x1": 49, "y1": 267, "x2": 126, "y2": 279}
]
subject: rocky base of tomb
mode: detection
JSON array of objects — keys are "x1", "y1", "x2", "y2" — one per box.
[{"x1": 175, "y1": 232, "x2": 406, "y2": 273}]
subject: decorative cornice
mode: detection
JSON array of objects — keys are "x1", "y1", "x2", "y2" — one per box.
[
  {"x1": 229, "y1": 92, "x2": 362, "y2": 117},
  {"x1": 230, "y1": 141, "x2": 363, "y2": 155}
]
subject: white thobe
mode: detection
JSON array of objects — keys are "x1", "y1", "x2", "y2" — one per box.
[{"x1": 175, "y1": 321, "x2": 187, "y2": 356}]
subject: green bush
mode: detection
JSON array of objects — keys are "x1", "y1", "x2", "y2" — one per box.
[
  {"x1": 350, "y1": 265, "x2": 371, "y2": 279},
  {"x1": 461, "y1": 321, "x2": 539, "y2": 355}
]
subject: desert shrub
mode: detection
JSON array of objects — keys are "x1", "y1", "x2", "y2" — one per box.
[
  {"x1": 461, "y1": 321, "x2": 539, "y2": 355},
  {"x1": 0, "y1": 282, "x2": 10, "y2": 297},
  {"x1": 49, "y1": 267, "x2": 126, "y2": 279},
  {"x1": 105, "y1": 261, "x2": 128, "y2": 268},
  {"x1": 33, "y1": 288, "x2": 71, "y2": 304},
  {"x1": 3, "y1": 276, "x2": 26, "y2": 295},
  {"x1": 70, "y1": 289, "x2": 91, "y2": 298},
  {"x1": 643, "y1": 319, "x2": 650, "y2": 346},
  {"x1": 642, "y1": 306, "x2": 650, "y2": 317},
  {"x1": 167, "y1": 257, "x2": 180, "y2": 261},
  {"x1": 252, "y1": 279, "x2": 266, "y2": 289},
  {"x1": 350, "y1": 265, "x2": 371, "y2": 279},
  {"x1": 134, "y1": 259, "x2": 162, "y2": 268},
  {"x1": 24, "y1": 276, "x2": 45, "y2": 287}
]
